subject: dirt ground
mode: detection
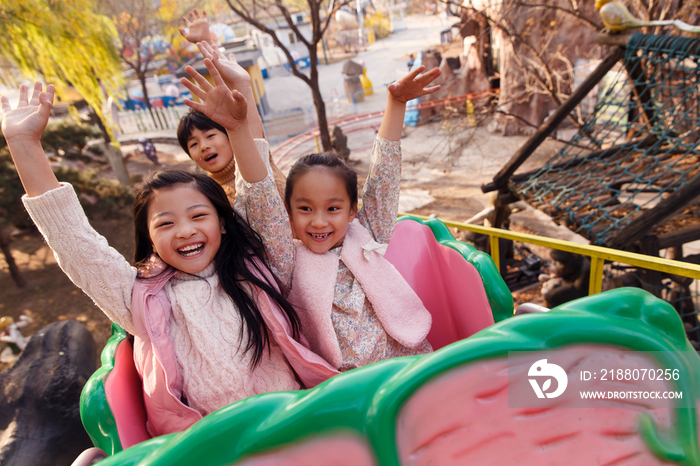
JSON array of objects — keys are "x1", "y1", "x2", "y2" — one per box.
[{"x1": 0, "y1": 119, "x2": 563, "y2": 371}]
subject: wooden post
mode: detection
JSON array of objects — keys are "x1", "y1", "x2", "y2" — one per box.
[
  {"x1": 639, "y1": 235, "x2": 662, "y2": 297},
  {"x1": 668, "y1": 245, "x2": 683, "y2": 261},
  {"x1": 608, "y1": 173, "x2": 700, "y2": 249},
  {"x1": 594, "y1": 32, "x2": 634, "y2": 47},
  {"x1": 622, "y1": 54, "x2": 660, "y2": 131}
]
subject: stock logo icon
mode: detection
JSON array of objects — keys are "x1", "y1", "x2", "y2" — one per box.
[{"x1": 528, "y1": 359, "x2": 568, "y2": 399}]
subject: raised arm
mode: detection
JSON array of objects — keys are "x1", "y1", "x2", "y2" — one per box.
[
  {"x1": 2, "y1": 82, "x2": 137, "y2": 333},
  {"x1": 1, "y1": 82, "x2": 60, "y2": 197},
  {"x1": 378, "y1": 65, "x2": 441, "y2": 141},
  {"x1": 180, "y1": 11, "x2": 264, "y2": 139},
  {"x1": 359, "y1": 67, "x2": 441, "y2": 242},
  {"x1": 181, "y1": 58, "x2": 294, "y2": 286},
  {"x1": 181, "y1": 58, "x2": 267, "y2": 183},
  {"x1": 195, "y1": 41, "x2": 264, "y2": 140}
]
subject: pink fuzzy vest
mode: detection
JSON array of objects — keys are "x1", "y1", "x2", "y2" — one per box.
[
  {"x1": 131, "y1": 256, "x2": 338, "y2": 437},
  {"x1": 287, "y1": 220, "x2": 432, "y2": 368}
]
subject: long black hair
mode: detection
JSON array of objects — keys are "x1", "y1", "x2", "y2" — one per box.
[
  {"x1": 133, "y1": 170, "x2": 300, "y2": 366},
  {"x1": 285, "y1": 152, "x2": 359, "y2": 207}
]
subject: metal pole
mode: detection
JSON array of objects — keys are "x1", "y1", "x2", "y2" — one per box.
[
  {"x1": 490, "y1": 235, "x2": 500, "y2": 273},
  {"x1": 321, "y1": 38, "x2": 329, "y2": 65},
  {"x1": 353, "y1": 89, "x2": 365, "y2": 114},
  {"x1": 589, "y1": 257, "x2": 605, "y2": 295}
]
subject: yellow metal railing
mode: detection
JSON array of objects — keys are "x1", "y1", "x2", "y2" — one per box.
[{"x1": 401, "y1": 214, "x2": 700, "y2": 296}]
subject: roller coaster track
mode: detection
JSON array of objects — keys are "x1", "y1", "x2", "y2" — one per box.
[{"x1": 272, "y1": 89, "x2": 498, "y2": 166}]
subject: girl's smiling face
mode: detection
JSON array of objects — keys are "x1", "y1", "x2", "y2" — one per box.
[
  {"x1": 147, "y1": 184, "x2": 224, "y2": 274},
  {"x1": 186, "y1": 127, "x2": 233, "y2": 173},
  {"x1": 287, "y1": 167, "x2": 357, "y2": 254}
]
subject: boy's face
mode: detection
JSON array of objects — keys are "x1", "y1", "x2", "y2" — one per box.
[{"x1": 187, "y1": 127, "x2": 233, "y2": 173}]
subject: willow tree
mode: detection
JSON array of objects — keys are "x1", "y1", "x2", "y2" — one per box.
[
  {"x1": 0, "y1": 0, "x2": 124, "y2": 286},
  {"x1": 0, "y1": 0, "x2": 122, "y2": 133}
]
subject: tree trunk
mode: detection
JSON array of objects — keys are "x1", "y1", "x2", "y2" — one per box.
[
  {"x1": 477, "y1": 13, "x2": 494, "y2": 79},
  {"x1": 488, "y1": 0, "x2": 601, "y2": 135},
  {"x1": 0, "y1": 228, "x2": 26, "y2": 288},
  {"x1": 103, "y1": 143, "x2": 132, "y2": 187},
  {"x1": 90, "y1": 111, "x2": 132, "y2": 186},
  {"x1": 220, "y1": 0, "x2": 333, "y2": 149},
  {"x1": 308, "y1": 48, "x2": 332, "y2": 151},
  {"x1": 137, "y1": 71, "x2": 153, "y2": 111}
]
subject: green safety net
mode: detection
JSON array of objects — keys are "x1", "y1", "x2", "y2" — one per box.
[{"x1": 511, "y1": 34, "x2": 700, "y2": 246}]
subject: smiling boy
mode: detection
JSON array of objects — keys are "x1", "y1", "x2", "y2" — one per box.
[
  {"x1": 176, "y1": 110, "x2": 287, "y2": 209},
  {"x1": 176, "y1": 14, "x2": 285, "y2": 206}
]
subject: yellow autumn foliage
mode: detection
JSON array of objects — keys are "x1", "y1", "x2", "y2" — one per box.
[{"x1": 0, "y1": 0, "x2": 123, "y2": 138}]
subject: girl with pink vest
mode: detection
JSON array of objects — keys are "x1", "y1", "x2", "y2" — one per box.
[
  {"x1": 2, "y1": 82, "x2": 336, "y2": 438},
  {"x1": 184, "y1": 59, "x2": 442, "y2": 371}
]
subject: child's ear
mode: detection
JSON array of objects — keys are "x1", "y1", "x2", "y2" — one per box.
[
  {"x1": 349, "y1": 204, "x2": 358, "y2": 222},
  {"x1": 219, "y1": 218, "x2": 226, "y2": 234}
]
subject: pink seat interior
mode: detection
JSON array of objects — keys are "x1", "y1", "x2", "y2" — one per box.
[
  {"x1": 385, "y1": 220, "x2": 495, "y2": 350},
  {"x1": 104, "y1": 339, "x2": 151, "y2": 449}
]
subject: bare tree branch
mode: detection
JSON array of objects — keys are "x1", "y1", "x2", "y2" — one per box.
[
  {"x1": 274, "y1": 0, "x2": 312, "y2": 48},
  {"x1": 223, "y1": 0, "x2": 342, "y2": 149},
  {"x1": 512, "y1": 2, "x2": 602, "y2": 29},
  {"x1": 452, "y1": 0, "x2": 599, "y2": 134}
]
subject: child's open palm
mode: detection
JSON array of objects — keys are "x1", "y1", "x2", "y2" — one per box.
[
  {"x1": 181, "y1": 59, "x2": 247, "y2": 132},
  {"x1": 179, "y1": 10, "x2": 214, "y2": 45},
  {"x1": 197, "y1": 41, "x2": 251, "y2": 91},
  {"x1": 388, "y1": 65, "x2": 441, "y2": 104},
  {"x1": 1, "y1": 82, "x2": 55, "y2": 142}
]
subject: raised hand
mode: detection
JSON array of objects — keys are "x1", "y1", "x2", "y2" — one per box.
[
  {"x1": 181, "y1": 58, "x2": 248, "y2": 133},
  {"x1": 387, "y1": 65, "x2": 441, "y2": 104},
  {"x1": 197, "y1": 41, "x2": 264, "y2": 139},
  {"x1": 1, "y1": 82, "x2": 59, "y2": 197},
  {"x1": 1, "y1": 82, "x2": 55, "y2": 142},
  {"x1": 197, "y1": 41, "x2": 252, "y2": 90},
  {"x1": 179, "y1": 10, "x2": 214, "y2": 45},
  {"x1": 182, "y1": 55, "x2": 267, "y2": 183}
]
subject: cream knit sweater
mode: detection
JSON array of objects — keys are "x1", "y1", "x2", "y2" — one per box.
[{"x1": 23, "y1": 184, "x2": 299, "y2": 416}]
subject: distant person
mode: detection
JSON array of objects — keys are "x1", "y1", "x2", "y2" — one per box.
[
  {"x1": 407, "y1": 54, "x2": 415, "y2": 71},
  {"x1": 138, "y1": 138, "x2": 162, "y2": 166},
  {"x1": 182, "y1": 55, "x2": 444, "y2": 372}
]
